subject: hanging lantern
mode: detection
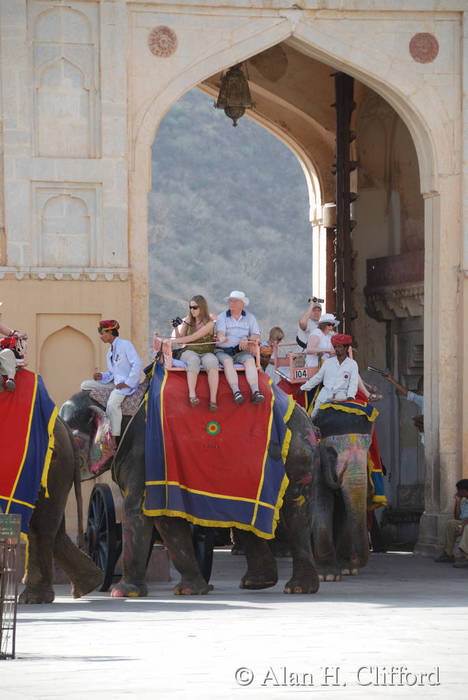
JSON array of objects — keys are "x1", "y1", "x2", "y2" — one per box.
[{"x1": 215, "y1": 64, "x2": 253, "y2": 127}]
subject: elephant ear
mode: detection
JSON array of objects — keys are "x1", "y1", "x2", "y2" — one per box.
[{"x1": 319, "y1": 443, "x2": 342, "y2": 491}]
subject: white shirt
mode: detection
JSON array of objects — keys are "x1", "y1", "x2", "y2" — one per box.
[
  {"x1": 100, "y1": 337, "x2": 143, "y2": 395},
  {"x1": 305, "y1": 328, "x2": 334, "y2": 368},
  {"x1": 296, "y1": 318, "x2": 318, "y2": 350},
  {"x1": 300, "y1": 356, "x2": 359, "y2": 417}
]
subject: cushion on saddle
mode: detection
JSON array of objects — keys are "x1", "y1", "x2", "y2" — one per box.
[
  {"x1": 0, "y1": 369, "x2": 57, "y2": 535},
  {"x1": 143, "y1": 363, "x2": 294, "y2": 538},
  {"x1": 318, "y1": 398, "x2": 379, "y2": 422},
  {"x1": 89, "y1": 377, "x2": 149, "y2": 415}
]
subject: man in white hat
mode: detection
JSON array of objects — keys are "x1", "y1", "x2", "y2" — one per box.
[
  {"x1": 215, "y1": 291, "x2": 264, "y2": 404},
  {"x1": 0, "y1": 302, "x2": 27, "y2": 391}
]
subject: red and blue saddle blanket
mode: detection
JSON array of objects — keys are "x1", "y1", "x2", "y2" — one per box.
[
  {"x1": 0, "y1": 369, "x2": 57, "y2": 536},
  {"x1": 143, "y1": 363, "x2": 294, "y2": 538}
]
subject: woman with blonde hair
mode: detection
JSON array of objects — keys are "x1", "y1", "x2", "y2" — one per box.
[{"x1": 171, "y1": 295, "x2": 218, "y2": 410}]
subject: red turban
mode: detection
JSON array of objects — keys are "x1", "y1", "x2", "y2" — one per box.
[
  {"x1": 331, "y1": 333, "x2": 352, "y2": 347},
  {"x1": 98, "y1": 320, "x2": 120, "y2": 333}
]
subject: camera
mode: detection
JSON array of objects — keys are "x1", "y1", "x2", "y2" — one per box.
[
  {"x1": 308, "y1": 296, "x2": 325, "y2": 304},
  {"x1": 171, "y1": 316, "x2": 184, "y2": 329}
]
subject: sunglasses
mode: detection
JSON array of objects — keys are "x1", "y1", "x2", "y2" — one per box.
[{"x1": 189, "y1": 305, "x2": 199, "y2": 310}]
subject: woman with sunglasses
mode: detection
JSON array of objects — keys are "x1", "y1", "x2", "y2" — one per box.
[
  {"x1": 171, "y1": 295, "x2": 218, "y2": 410},
  {"x1": 305, "y1": 312, "x2": 338, "y2": 369}
]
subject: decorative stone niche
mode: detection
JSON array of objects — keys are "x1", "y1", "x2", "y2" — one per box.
[
  {"x1": 30, "y1": 1, "x2": 100, "y2": 158},
  {"x1": 32, "y1": 182, "x2": 101, "y2": 268}
]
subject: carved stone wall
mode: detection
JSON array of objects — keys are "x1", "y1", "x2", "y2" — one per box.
[
  {"x1": 32, "y1": 182, "x2": 101, "y2": 268},
  {"x1": 30, "y1": 1, "x2": 100, "y2": 158}
]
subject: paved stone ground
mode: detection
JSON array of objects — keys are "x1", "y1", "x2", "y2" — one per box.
[{"x1": 2, "y1": 550, "x2": 468, "y2": 699}]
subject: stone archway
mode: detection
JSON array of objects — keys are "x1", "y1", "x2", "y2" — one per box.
[{"x1": 128, "y1": 16, "x2": 456, "y2": 553}]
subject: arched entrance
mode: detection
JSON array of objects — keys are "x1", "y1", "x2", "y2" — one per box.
[{"x1": 128, "y1": 18, "x2": 456, "y2": 554}]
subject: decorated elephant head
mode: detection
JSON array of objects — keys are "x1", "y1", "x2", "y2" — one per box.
[{"x1": 60, "y1": 392, "x2": 114, "y2": 478}]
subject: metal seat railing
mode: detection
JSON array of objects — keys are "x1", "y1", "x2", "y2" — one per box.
[{"x1": 152, "y1": 333, "x2": 261, "y2": 371}]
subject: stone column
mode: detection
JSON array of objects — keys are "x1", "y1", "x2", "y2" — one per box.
[
  {"x1": 415, "y1": 175, "x2": 463, "y2": 554},
  {"x1": 462, "y1": 12, "x2": 468, "y2": 478}
]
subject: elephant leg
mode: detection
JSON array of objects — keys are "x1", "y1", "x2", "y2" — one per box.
[
  {"x1": 111, "y1": 440, "x2": 152, "y2": 598},
  {"x1": 235, "y1": 529, "x2": 278, "y2": 589},
  {"x1": 311, "y1": 487, "x2": 341, "y2": 582},
  {"x1": 19, "y1": 521, "x2": 55, "y2": 604},
  {"x1": 156, "y1": 516, "x2": 210, "y2": 595},
  {"x1": 111, "y1": 512, "x2": 153, "y2": 598},
  {"x1": 53, "y1": 517, "x2": 103, "y2": 598},
  {"x1": 281, "y1": 490, "x2": 320, "y2": 593}
]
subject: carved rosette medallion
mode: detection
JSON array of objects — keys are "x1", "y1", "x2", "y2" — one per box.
[
  {"x1": 148, "y1": 26, "x2": 178, "y2": 58},
  {"x1": 409, "y1": 33, "x2": 439, "y2": 64}
]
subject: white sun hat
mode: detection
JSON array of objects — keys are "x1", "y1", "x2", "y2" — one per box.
[
  {"x1": 318, "y1": 313, "x2": 339, "y2": 326},
  {"x1": 224, "y1": 290, "x2": 249, "y2": 306}
]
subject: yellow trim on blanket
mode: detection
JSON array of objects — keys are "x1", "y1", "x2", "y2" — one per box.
[
  {"x1": 141, "y1": 509, "x2": 280, "y2": 539},
  {"x1": 145, "y1": 479, "x2": 277, "y2": 506},
  {"x1": 251, "y1": 384, "x2": 275, "y2": 527},
  {"x1": 284, "y1": 394, "x2": 295, "y2": 424},
  {"x1": 319, "y1": 401, "x2": 379, "y2": 422},
  {"x1": 41, "y1": 406, "x2": 58, "y2": 498},
  {"x1": 5, "y1": 374, "x2": 38, "y2": 513}
]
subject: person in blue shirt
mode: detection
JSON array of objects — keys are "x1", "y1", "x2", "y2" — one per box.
[
  {"x1": 215, "y1": 290, "x2": 264, "y2": 404},
  {"x1": 81, "y1": 320, "x2": 143, "y2": 449},
  {"x1": 434, "y1": 479, "x2": 468, "y2": 567}
]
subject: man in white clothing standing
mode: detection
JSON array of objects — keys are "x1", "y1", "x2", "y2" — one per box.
[
  {"x1": 298, "y1": 334, "x2": 358, "y2": 419},
  {"x1": 81, "y1": 320, "x2": 143, "y2": 449}
]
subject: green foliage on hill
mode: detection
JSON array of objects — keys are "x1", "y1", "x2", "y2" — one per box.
[{"x1": 148, "y1": 88, "x2": 312, "y2": 343}]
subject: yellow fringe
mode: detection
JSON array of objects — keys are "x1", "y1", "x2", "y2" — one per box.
[
  {"x1": 319, "y1": 402, "x2": 379, "y2": 422},
  {"x1": 41, "y1": 406, "x2": 58, "y2": 498}
]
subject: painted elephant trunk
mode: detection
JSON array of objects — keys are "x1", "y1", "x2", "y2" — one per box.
[{"x1": 318, "y1": 443, "x2": 342, "y2": 491}]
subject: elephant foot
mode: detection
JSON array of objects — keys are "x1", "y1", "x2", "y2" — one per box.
[
  {"x1": 284, "y1": 574, "x2": 320, "y2": 594},
  {"x1": 240, "y1": 565, "x2": 278, "y2": 590},
  {"x1": 173, "y1": 577, "x2": 210, "y2": 595},
  {"x1": 110, "y1": 580, "x2": 148, "y2": 598},
  {"x1": 19, "y1": 586, "x2": 55, "y2": 604},
  {"x1": 319, "y1": 571, "x2": 343, "y2": 583},
  {"x1": 71, "y1": 569, "x2": 104, "y2": 599},
  {"x1": 341, "y1": 568, "x2": 359, "y2": 576}
]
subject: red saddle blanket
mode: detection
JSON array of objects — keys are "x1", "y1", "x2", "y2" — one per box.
[
  {"x1": 0, "y1": 369, "x2": 57, "y2": 535},
  {"x1": 143, "y1": 363, "x2": 293, "y2": 538}
]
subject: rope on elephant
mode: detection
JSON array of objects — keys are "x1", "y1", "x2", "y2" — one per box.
[{"x1": 0, "y1": 369, "x2": 57, "y2": 538}]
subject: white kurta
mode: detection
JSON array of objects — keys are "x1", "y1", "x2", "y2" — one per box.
[
  {"x1": 100, "y1": 337, "x2": 143, "y2": 395},
  {"x1": 300, "y1": 356, "x2": 359, "y2": 418}
]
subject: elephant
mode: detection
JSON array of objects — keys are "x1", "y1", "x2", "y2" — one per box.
[
  {"x1": 311, "y1": 406, "x2": 374, "y2": 581},
  {"x1": 61, "y1": 389, "x2": 339, "y2": 597},
  {"x1": 19, "y1": 416, "x2": 104, "y2": 603}
]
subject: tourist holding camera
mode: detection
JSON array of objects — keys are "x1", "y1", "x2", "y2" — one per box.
[{"x1": 170, "y1": 295, "x2": 218, "y2": 410}]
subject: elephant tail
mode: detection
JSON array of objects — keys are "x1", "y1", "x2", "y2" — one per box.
[
  {"x1": 319, "y1": 443, "x2": 345, "y2": 491},
  {"x1": 61, "y1": 417, "x2": 86, "y2": 550}
]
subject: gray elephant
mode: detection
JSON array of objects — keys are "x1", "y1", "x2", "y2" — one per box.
[
  {"x1": 19, "y1": 416, "x2": 104, "y2": 604},
  {"x1": 312, "y1": 406, "x2": 374, "y2": 581},
  {"x1": 61, "y1": 388, "x2": 339, "y2": 597}
]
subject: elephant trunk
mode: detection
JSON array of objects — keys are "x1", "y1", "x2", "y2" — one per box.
[{"x1": 319, "y1": 443, "x2": 345, "y2": 491}]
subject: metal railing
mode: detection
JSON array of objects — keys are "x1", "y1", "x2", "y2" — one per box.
[{"x1": 0, "y1": 514, "x2": 21, "y2": 660}]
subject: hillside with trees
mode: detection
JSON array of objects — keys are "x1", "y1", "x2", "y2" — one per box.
[{"x1": 148, "y1": 88, "x2": 313, "y2": 345}]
